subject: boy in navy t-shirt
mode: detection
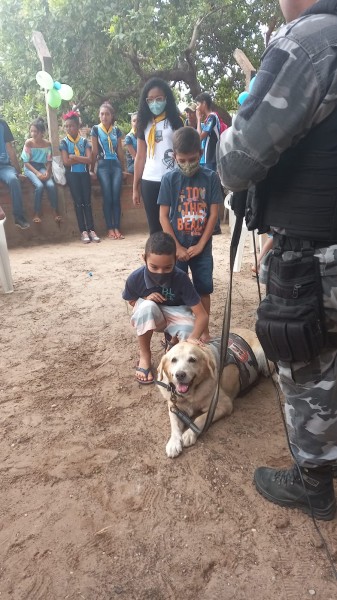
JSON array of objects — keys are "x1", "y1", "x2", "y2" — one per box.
[
  {"x1": 122, "y1": 232, "x2": 208, "y2": 384},
  {"x1": 158, "y1": 127, "x2": 223, "y2": 341}
]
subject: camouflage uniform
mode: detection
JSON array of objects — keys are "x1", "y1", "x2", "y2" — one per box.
[{"x1": 217, "y1": 0, "x2": 337, "y2": 468}]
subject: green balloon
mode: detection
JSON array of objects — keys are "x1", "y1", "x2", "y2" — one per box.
[{"x1": 47, "y1": 88, "x2": 62, "y2": 109}]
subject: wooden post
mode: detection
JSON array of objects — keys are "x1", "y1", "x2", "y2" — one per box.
[
  {"x1": 32, "y1": 31, "x2": 60, "y2": 156},
  {"x1": 233, "y1": 49, "x2": 256, "y2": 90}
]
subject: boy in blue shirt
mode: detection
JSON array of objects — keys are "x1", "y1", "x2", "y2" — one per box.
[
  {"x1": 122, "y1": 231, "x2": 208, "y2": 384},
  {"x1": 158, "y1": 126, "x2": 223, "y2": 341}
]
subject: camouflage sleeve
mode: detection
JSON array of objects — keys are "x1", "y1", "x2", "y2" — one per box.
[{"x1": 217, "y1": 36, "x2": 324, "y2": 191}]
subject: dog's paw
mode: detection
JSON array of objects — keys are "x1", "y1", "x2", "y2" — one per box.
[
  {"x1": 182, "y1": 428, "x2": 197, "y2": 448},
  {"x1": 166, "y1": 436, "x2": 183, "y2": 458}
]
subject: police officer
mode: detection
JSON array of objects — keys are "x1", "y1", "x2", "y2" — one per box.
[{"x1": 217, "y1": 0, "x2": 337, "y2": 521}]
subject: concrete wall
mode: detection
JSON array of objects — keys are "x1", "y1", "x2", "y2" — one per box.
[{"x1": 0, "y1": 174, "x2": 148, "y2": 248}]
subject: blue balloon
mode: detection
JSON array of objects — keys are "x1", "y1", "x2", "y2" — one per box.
[
  {"x1": 249, "y1": 76, "x2": 256, "y2": 93},
  {"x1": 238, "y1": 91, "x2": 249, "y2": 105},
  {"x1": 53, "y1": 81, "x2": 61, "y2": 90}
]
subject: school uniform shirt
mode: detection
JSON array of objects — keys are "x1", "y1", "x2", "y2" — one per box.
[
  {"x1": 0, "y1": 119, "x2": 14, "y2": 165},
  {"x1": 139, "y1": 119, "x2": 176, "y2": 182},
  {"x1": 59, "y1": 136, "x2": 91, "y2": 173},
  {"x1": 157, "y1": 167, "x2": 223, "y2": 247},
  {"x1": 124, "y1": 130, "x2": 137, "y2": 171},
  {"x1": 122, "y1": 265, "x2": 200, "y2": 307},
  {"x1": 200, "y1": 114, "x2": 220, "y2": 165},
  {"x1": 91, "y1": 125, "x2": 122, "y2": 160}
]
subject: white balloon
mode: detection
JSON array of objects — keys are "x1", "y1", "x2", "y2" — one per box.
[
  {"x1": 36, "y1": 71, "x2": 54, "y2": 90},
  {"x1": 59, "y1": 84, "x2": 74, "y2": 101}
]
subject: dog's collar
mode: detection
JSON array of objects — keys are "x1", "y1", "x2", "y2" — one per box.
[{"x1": 155, "y1": 381, "x2": 201, "y2": 434}]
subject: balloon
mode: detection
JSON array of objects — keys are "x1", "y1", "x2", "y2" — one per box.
[
  {"x1": 60, "y1": 83, "x2": 74, "y2": 100},
  {"x1": 36, "y1": 70, "x2": 54, "y2": 90},
  {"x1": 238, "y1": 91, "x2": 249, "y2": 105},
  {"x1": 47, "y1": 88, "x2": 62, "y2": 109},
  {"x1": 59, "y1": 84, "x2": 74, "y2": 101},
  {"x1": 53, "y1": 81, "x2": 61, "y2": 90},
  {"x1": 249, "y1": 76, "x2": 256, "y2": 93}
]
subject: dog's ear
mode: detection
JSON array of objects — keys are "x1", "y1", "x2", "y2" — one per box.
[
  {"x1": 157, "y1": 355, "x2": 168, "y2": 382},
  {"x1": 204, "y1": 352, "x2": 217, "y2": 380}
]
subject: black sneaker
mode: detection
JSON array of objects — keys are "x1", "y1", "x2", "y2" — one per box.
[{"x1": 15, "y1": 218, "x2": 30, "y2": 229}]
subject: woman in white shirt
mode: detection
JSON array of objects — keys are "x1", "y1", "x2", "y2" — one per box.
[{"x1": 133, "y1": 78, "x2": 183, "y2": 234}]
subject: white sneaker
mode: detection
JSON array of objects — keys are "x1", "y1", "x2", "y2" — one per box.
[
  {"x1": 81, "y1": 231, "x2": 90, "y2": 244},
  {"x1": 89, "y1": 230, "x2": 100, "y2": 243}
]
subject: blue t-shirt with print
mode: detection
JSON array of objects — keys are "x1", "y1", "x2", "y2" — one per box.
[
  {"x1": 91, "y1": 124, "x2": 122, "y2": 160},
  {"x1": 0, "y1": 119, "x2": 14, "y2": 165},
  {"x1": 59, "y1": 136, "x2": 91, "y2": 173},
  {"x1": 122, "y1": 265, "x2": 200, "y2": 307},
  {"x1": 157, "y1": 166, "x2": 223, "y2": 247},
  {"x1": 200, "y1": 114, "x2": 220, "y2": 165},
  {"x1": 124, "y1": 130, "x2": 137, "y2": 172}
]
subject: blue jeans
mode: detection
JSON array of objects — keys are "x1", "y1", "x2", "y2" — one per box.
[
  {"x1": 0, "y1": 163, "x2": 26, "y2": 221},
  {"x1": 97, "y1": 159, "x2": 122, "y2": 229},
  {"x1": 176, "y1": 243, "x2": 213, "y2": 295},
  {"x1": 24, "y1": 163, "x2": 58, "y2": 214}
]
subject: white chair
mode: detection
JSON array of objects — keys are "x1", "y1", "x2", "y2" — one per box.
[
  {"x1": 0, "y1": 217, "x2": 14, "y2": 293},
  {"x1": 224, "y1": 193, "x2": 267, "y2": 273}
]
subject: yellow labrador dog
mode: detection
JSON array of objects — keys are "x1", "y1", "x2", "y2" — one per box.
[{"x1": 157, "y1": 328, "x2": 270, "y2": 458}]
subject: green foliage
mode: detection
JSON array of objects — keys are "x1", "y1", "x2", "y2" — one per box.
[{"x1": 0, "y1": 0, "x2": 281, "y2": 133}]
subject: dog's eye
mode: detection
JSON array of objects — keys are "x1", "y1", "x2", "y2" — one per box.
[
  {"x1": 188, "y1": 357, "x2": 197, "y2": 363},
  {"x1": 171, "y1": 357, "x2": 178, "y2": 363}
]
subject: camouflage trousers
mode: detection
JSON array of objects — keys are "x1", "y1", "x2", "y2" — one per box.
[{"x1": 261, "y1": 245, "x2": 337, "y2": 468}]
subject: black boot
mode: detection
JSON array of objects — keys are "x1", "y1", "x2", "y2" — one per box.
[{"x1": 254, "y1": 464, "x2": 336, "y2": 521}]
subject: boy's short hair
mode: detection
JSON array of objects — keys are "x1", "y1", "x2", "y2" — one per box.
[
  {"x1": 144, "y1": 231, "x2": 176, "y2": 258},
  {"x1": 173, "y1": 127, "x2": 201, "y2": 155},
  {"x1": 195, "y1": 92, "x2": 213, "y2": 108}
]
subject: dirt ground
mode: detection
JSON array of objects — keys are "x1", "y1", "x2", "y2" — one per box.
[{"x1": 1, "y1": 228, "x2": 337, "y2": 600}]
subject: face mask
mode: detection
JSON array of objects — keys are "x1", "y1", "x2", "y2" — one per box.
[
  {"x1": 145, "y1": 267, "x2": 172, "y2": 287},
  {"x1": 176, "y1": 159, "x2": 200, "y2": 177},
  {"x1": 148, "y1": 100, "x2": 167, "y2": 116}
]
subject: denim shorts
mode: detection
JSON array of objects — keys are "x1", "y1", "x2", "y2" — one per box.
[{"x1": 176, "y1": 246, "x2": 213, "y2": 295}]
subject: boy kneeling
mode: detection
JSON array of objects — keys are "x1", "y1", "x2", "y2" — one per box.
[{"x1": 122, "y1": 232, "x2": 208, "y2": 384}]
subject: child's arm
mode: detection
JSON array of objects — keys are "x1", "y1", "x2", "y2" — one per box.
[
  {"x1": 187, "y1": 203, "x2": 218, "y2": 258},
  {"x1": 159, "y1": 205, "x2": 190, "y2": 262},
  {"x1": 188, "y1": 301, "x2": 209, "y2": 341}
]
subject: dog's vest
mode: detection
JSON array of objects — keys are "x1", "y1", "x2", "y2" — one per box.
[{"x1": 207, "y1": 333, "x2": 259, "y2": 393}]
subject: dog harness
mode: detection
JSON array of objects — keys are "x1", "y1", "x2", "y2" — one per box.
[{"x1": 207, "y1": 333, "x2": 260, "y2": 393}]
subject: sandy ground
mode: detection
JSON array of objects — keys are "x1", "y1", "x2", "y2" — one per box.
[{"x1": 1, "y1": 228, "x2": 337, "y2": 600}]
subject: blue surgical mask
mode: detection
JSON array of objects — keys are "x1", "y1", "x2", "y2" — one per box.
[{"x1": 148, "y1": 99, "x2": 167, "y2": 116}]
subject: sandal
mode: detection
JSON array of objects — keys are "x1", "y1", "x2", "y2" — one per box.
[
  {"x1": 33, "y1": 216, "x2": 42, "y2": 223},
  {"x1": 107, "y1": 231, "x2": 117, "y2": 239},
  {"x1": 135, "y1": 366, "x2": 154, "y2": 385},
  {"x1": 114, "y1": 231, "x2": 125, "y2": 239}
]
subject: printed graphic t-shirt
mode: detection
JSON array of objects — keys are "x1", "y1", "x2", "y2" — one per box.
[
  {"x1": 122, "y1": 265, "x2": 200, "y2": 307},
  {"x1": 157, "y1": 167, "x2": 223, "y2": 247},
  {"x1": 139, "y1": 119, "x2": 176, "y2": 182}
]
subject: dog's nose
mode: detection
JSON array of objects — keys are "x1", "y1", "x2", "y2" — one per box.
[{"x1": 175, "y1": 370, "x2": 186, "y2": 382}]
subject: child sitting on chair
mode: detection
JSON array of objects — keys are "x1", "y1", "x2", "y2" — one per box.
[{"x1": 122, "y1": 231, "x2": 208, "y2": 385}]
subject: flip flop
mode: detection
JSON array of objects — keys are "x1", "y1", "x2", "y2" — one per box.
[
  {"x1": 114, "y1": 232, "x2": 125, "y2": 239},
  {"x1": 135, "y1": 366, "x2": 154, "y2": 385}
]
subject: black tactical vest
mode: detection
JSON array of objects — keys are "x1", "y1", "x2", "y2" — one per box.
[{"x1": 259, "y1": 106, "x2": 337, "y2": 242}]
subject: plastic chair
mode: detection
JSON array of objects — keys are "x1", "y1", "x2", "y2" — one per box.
[
  {"x1": 224, "y1": 193, "x2": 267, "y2": 273},
  {"x1": 0, "y1": 217, "x2": 14, "y2": 293}
]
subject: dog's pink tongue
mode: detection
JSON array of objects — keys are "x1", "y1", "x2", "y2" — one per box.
[{"x1": 177, "y1": 383, "x2": 189, "y2": 394}]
